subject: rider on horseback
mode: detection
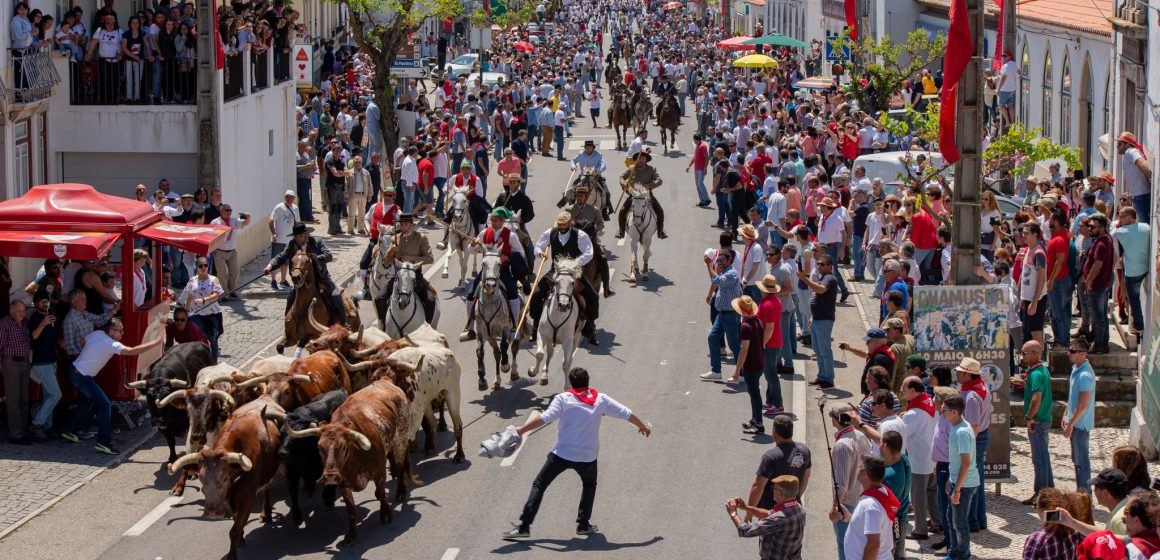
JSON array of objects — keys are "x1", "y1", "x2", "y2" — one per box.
[
  {"x1": 460, "y1": 207, "x2": 528, "y2": 342},
  {"x1": 655, "y1": 74, "x2": 675, "y2": 98},
  {"x1": 569, "y1": 139, "x2": 607, "y2": 175},
  {"x1": 439, "y1": 159, "x2": 490, "y2": 250},
  {"x1": 264, "y1": 222, "x2": 348, "y2": 326},
  {"x1": 356, "y1": 185, "x2": 399, "y2": 300},
  {"x1": 528, "y1": 212, "x2": 602, "y2": 346},
  {"x1": 493, "y1": 173, "x2": 535, "y2": 234},
  {"x1": 565, "y1": 186, "x2": 614, "y2": 298},
  {"x1": 384, "y1": 213, "x2": 437, "y2": 322},
  {"x1": 616, "y1": 151, "x2": 668, "y2": 239}
]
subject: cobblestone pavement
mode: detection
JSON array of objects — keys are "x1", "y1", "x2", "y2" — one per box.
[{"x1": 0, "y1": 177, "x2": 365, "y2": 536}]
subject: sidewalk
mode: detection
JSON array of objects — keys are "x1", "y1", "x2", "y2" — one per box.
[
  {"x1": 0, "y1": 176, "x2": 365, "y2": 538},
  {"x1": 844, "y1": 272, "x2": 1123, "y2": 559}
]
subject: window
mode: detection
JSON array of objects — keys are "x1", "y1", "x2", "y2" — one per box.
[
  {"x1": 1019, "y1": 45, "x2": 1031, "y2": 124},
  {"x1": 1042, "y1": 49, "x2": 1053, "y2": 138},
  {"x1": 1060, "y1": 53, "x2": 1071, "y2": 144},
  {"x1": 1103, "y1": 71, "x2": 1111, "y2": 136},
  {"x1": 13, "y1": 120, "x2": 30, "y2": 196}
]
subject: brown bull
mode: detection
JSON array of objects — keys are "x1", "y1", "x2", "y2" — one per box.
[
  {"x1": 236, "y1": 350, "x2": 354, "y2": 411},
  {"x1": 288, "y1": 378, "x2": 413, "y2": 544},
  {"x1": 169, "y1": 396, "x2": 286, "y2": 560}
]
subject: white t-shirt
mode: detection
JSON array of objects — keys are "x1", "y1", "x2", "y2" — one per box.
[
  {"x1": 94, "y1": 28, "x2": 122, "y2": 59},
  {"x1": 270, "y1": 203, "x2": 300, "y2": 243},
  {"x1": 1122, "y1": 148, "x2": 1150, "y2": 197},
  {"x1": 539, "y1": 391, "x2": 632, "y2": 463},
  {"x1": 210, "y1": 216, "x2": 244, "y2": 252},
  {"x1": 73, "y1": 330, "x2": 127, "y2": 377},
  {"x1": 999, "y1": 60, "x2": 1018, "y2": 93},
  {"x1": 901, "y1": 407, "x2": 938, "y2": 475},
  {"x1": 872, "y1": 415, "x2": 906, "y2": 458},
  {"x1": 738, "y1": 241, "x2": 767, "y2": 284},
  {"x1": 844, "y1": 494, "x2": 894, "y2": 560}
]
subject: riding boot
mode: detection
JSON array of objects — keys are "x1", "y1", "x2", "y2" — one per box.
[
  {"x1": 330, "y1": 294, "x2": 349, "y2": 327},
  {"x1": 459, "y1": 298, "x2": 477, "y2": 341},
  {"x1": 615, "y1": 203, "x2": 629, "y2": 238},
  {"x1": 509, "y1": 298, "x2": 526, "y2": 337},
  {"x1": 421, "y1": 294, "x2": 436, "y2": 323},
  {"x1": 355, "y1": 269, "x2": 371, "y2": 301},
  {"x1": 597, "y1": 252, "x2": 614, "y2": 297},
  {"x1": 652, "y1": 195, "x2": 668, "y2": 239}
]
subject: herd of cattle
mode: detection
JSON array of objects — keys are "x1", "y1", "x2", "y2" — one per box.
[{"x1": 126, "y1": 323, "x2": 463, "y2": 558}]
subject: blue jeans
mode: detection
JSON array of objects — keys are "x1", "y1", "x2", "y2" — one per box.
[
  {"x1": 693, "y1": 169, "x2": 709, "y2": 204},
  {"x1": 296, "y1": 176, "x2": 314, "y2": 221},
  {"x1": 1125, "y1": 274, "x2": 1146, "y2": 331},
  {"x1": 707, "y1": 310, "x2": 741, "y2": 374},
  {"x1": 715, "y1": 191, "x2": 730, "y2": 225},
  {"x1": 1133, "y1": 193, "x2": 1150, "y2": 224},
  {"x1": 852, "y1": 234, "x2": 865, "y2": 278},
  {"x1": 810, "y1": 319, "x2": 835, "y2": 382},
  {"x1": 434, "y1": 177, "x2": 448, "y2": 215},
  {"x1": 936, "y1": 461, "x2": 951, "y2": 534},
  {"x1": 403, "y1": 183, "x2": 417, "y2": 212},
  {"x1": 30, "y1": 363, "x2": 62, "y2": 429},
  {"x1": 742, "y1": 369, "x2": 764, "y2": 424},
  {"x1": 1087, "y1": 287, "x2": 1110, "y2": 350},
  {"x1": 778, "y1": 310, "x2": 795, "y2": 370},
  {"x1": 762, "y1": 347, "x2": 784, "y2": 408},
  {"x1": 825, "y1": 243, "x2": 849, "y2": 295},
  {"x1": 792, "y1": 291, "x2": 809, "y2": 338},
  {"x1": 871, "y1": 269, "x2": 886, "y2": 299},
  {"x1": 1047, "y1": 277, "x2": 1073, "y2": 347},
  {"x1": 65, "y1": 366, "x2": 112, "y2": 445},
  {"x1": 151, "y1": 57, "x2": 161, "y2": 98},
  {"x1": 1072, "y1": 427, "x2": 1091, "y2": 492},
  {"x1": 527, "y1": 125, "x2": 539, "y2": 151},
  {"x1": 833, "y1": 520, "x2": 849, "y2": 559},
  {"x1": 554, "y1": 126, "x2": 564, "y2": 159},
  {"x1": 946, "y1": 484, "x2": 977, "y2": 560},
  {"x1": 1028, "y1": 421, "x2": 1054, "y2": 493},
  {"x1": 970, "y1": 429, "x2": 988, "y2": 530}
]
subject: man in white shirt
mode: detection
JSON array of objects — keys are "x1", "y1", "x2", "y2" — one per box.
[
  {"x1": 899, "y1": 375, "x2": 938, "y2": 539},
  {"x1": 267, "y1": 190, "x2": 300, "y2": 290},
  {"x1": 400, "y1": 146, "x2": 420, "y2": 212},
  {"x1": 996, "y1": 50, "x2": 1018, "y2": 126},
  {"x1": 852, "y1": 165, "x2": 873, "y2": 194},
  {"x1": 626, "y1": 130, "x2": 648, "y2": 162},
  {"x1": 503, "y1": 367, "x2": 651, "y2": 540},
  {"x1": 832, "y1": 455, "x2": 896, "y2": 560},
  {"x1": 1117, "y1": 131, "x2": 1153, "y2": 223},
  {"x1": 209, "y1": 204, "x2": 251, "y2": 296},
  {"x1": 851, "y1": 390, "x2": 906, "y2": 458}
]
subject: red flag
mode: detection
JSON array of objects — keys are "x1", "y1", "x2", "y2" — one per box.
[
  {"x1": 213, "y1": 7, "x2": 224, "y2": 70},
  {"x1": 939, "y1": 0, "x2": 974, "y2": 164},
  {"x1": 845, "y1": 0, "x2": 858, "y2": 40},
  {"x1": 991, "y1": 0, "x2": 1005, "y2": 71}
]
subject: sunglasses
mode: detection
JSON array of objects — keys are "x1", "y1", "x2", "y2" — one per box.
[
  {"x1": 174, "y1": 318, "x2": 187, "y2": 323},
  {"x1": 197, "y1": 263, "x2": 209, "y2": 268},
  {"x1": 1068, "y1": 349, "x2": 1084, "y2": 354}
]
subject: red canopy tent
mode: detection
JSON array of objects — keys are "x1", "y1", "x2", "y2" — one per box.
[
  {"x1": 716, "y1": 36, "x2": 756, "y2": 51},
  {"x1": 0, "y1": 184, "x2": 229, "y2": 401}
]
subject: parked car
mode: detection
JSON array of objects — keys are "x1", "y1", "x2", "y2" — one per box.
[
  {"x1": 466, "y1": 72, "x2": 507, "y2": 87},
  {"x1": 446, "y1": 53, "x2": 479, "y2": 75}
]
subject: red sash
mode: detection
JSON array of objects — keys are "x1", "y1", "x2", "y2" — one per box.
[
  {"x1": 834, "y1": 426, "x2": 855, "y2": 442},
  {"x1": 369, "y1": 203, "x2": 399, "y2": 239},
  {"x1": 861, "y1": 485, "x2": 901, "y2": 522},
  {"x1": 481, "y1": 227, "x2": 513, "y2": 256},
  {"x1": 454, "y1": 173, "x2": 478, "y2": 196},
  {"x1": 771, "y1": 499, "x2": 800, "y2": 513},
  {"x1": 866, "y1": 344, "x2": 896, "y2": 370},
  {"x1": 961, "y1": 377, "x2": 988, "y2": 402},
  {"x1": 905, "y1": 392, "x2": 936, "y2": 417},
  {"x1": 566, "y1": 388, "x2": 599, "y2": 406}
]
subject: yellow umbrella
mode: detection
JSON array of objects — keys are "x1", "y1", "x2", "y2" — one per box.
[{"x1": 732, "y1": 54, "x2": 778, "y2": 68}]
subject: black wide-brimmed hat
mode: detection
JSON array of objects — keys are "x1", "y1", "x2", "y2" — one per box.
[{"x1": 291, "y1": 222, "x2": 313, "y2": 236}]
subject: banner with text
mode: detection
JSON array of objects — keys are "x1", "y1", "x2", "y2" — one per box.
[{"x1": 912, "y1": 285, "x2": 1012, "y2": 479}]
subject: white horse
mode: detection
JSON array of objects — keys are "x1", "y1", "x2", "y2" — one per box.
[
  {"x1": 471, "y1": 246, "x2": 521, "y2": 390},
  {"x1": 627, "y1": 187, "x2": 656, "y2": 283},
  {"x1": 383, "y1": 261, "x2": 440, "y2": 339},
  {"x1": 528, "y1": 257, "x2": 584, "y2": 388},
  {"x1": 369, "y1": 225, "x2": 396, "y2": 329},
  {"x1": 441, "y1": 187, "x2": 478, "y2": 289}
]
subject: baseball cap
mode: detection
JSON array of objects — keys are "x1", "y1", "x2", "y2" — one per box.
[
  {"x1": 1089, "y1": 468, "x2": 1130, "y2": 492},
  {"x1": 863, "y1": 328, "x2": 887, "y2": 341}
]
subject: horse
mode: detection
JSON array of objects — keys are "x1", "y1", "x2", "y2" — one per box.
[
  {"x1": 382, "y1": 261, "x2": 440, "y2": 339},
  {"x1": 560, "y1": 169, "x2": 610, "y2": 225},
  {"x1": 632, "y1": 91, "x2": 653, "y2": 134},
  {"x1": 608, "y1": 87, "x2": 632, "y2": 150},
  {"x1": 504, "y1": 211, "x2": 535, "y2": 292},
  {"x1": 470, "y1": 246, "x2": 521, "y2": 391},
  {"x1": 626, "y1": 188, "x2": 656, "y2": 283},
  {"x1": 656, "y1": 93, "x2": 681, "y2": 154},
  {"x1": 604, "y1": 64, "x2": 622, "y2": 88},
  {"x1": 527, "y1": 258, "x2": 585, "y2": 388},
  {"x1": 280, "y1": 251, "x2": 361, "y2": 354},
  {"x1": 441, "y1": 186, "x2": 478, "y2": 289},
  {"x1": 368, "y1": 225, "x2": 397, "y2": 328}
]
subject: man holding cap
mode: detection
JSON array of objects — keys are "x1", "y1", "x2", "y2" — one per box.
[
  {"x1": 839, "y1": 327, "x2": 896, "y2": 396},
  {"x1": 726, "y1": 475, "x2": 806, "y2": 560}
]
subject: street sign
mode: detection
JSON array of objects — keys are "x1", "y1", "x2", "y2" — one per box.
[
  {"x1": 825, "y1": 39, "x2": 850, "y2": 62},
  {"x1": 392, "y1": 60, "x2": 429, "y2": 79},
  {"x1": 292, "y1": 43, "x2": 312, "y2": 88}
]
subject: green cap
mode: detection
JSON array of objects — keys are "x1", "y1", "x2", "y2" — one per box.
[
  {"x1": 489, "y1": 207, "x2": 513, "y2": 219},
  {"x1": 382, "y1": 185, "x2": 397, "y2": 193}
]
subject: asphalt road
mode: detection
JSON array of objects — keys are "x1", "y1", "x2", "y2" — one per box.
[{"x1": 0, "y1": 93, "x2": 884, "y2": 560}]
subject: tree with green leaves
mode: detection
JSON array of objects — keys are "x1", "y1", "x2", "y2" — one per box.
[
  {"x1": 982, "y1": 123, "x2": 1083, "y2": 180},
  {"x1": 340, "y1": 0, "x2": 463, "y2": 182},
  {"x1": 828, "y1": 29, "x2": 946, "y2": 114}
]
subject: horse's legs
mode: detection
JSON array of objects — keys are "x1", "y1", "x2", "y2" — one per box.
[
  {"x1": 529, "y1": 331, "x2": 545, "y2": 378},
  {"x1": 441, "y1": 245, "x2": 451, "y2": 278},
  {"x1": 490, "y1": 337, "x2": 503, "y2": 390},
  {"x1": 540, "y1": 336, "x2": 554, "y2": 386},
  {"x1": 561, "y1": 339, "x2": 575, "y2": 389},
  {"x1": 499, "y1": 331, "x2": 510, "y2": 373},
  {"x1": 476, "y1": 338, "x2": 487, "y2": 391},
  {"x1": 508, "y1": 334, "x2": 520, "y2": 382}
]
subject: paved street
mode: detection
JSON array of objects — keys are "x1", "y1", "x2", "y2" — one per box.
[{"x1": 0, "y1": 88, "x2": 1126, "y2": 560}]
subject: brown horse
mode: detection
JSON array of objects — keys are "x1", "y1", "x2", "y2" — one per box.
[
  {"x1": 281, "y1": 251, "x2": 361, "y2": 354},
  {"x1": 655, "y1": 93, "x2": 681, "y2": 154},
  {"x1": 608, "y1": 86, "x2": 632, "y2": 151},
  {"x1": 604, "y1": 64, "x2": 622, "y2": 89}
]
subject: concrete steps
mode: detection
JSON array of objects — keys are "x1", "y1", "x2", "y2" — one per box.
[{"x1": 1008, "y1": 349, "x2": 1138, "y2": 427}]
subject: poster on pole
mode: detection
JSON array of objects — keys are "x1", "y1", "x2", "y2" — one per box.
[
  {"x1": 292, "y1": 43, "x2": 313, "y2": 88},
  {"x1": 912, "y1": 285, "x2": 1012, "y2": 479}
]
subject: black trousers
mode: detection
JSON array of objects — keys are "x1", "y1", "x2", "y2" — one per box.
[
  {"x1": 359, "y1": 238, "x2": 378, "y2": 271},
  {"x1": 519, "y1": 452, "x2": 598, "y2": 528}
]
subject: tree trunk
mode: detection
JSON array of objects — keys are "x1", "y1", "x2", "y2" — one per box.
[{"x1": 347, "y1": 7, "x2": 415, "y2": 188}]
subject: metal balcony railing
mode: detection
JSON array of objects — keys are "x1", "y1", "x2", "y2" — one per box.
[{"x1": 11, "y1": 48, "x2": 60, "y2": 103}]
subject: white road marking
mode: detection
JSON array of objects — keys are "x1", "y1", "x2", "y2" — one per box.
[
  {"x1": 123, "y1": 495, "x2": 182, "y2": 536},
  {"x1": 440, "y1": 548, "x2": 461, "y2": 560},
  {"x1": 501, "y1": 412, "x2": 536, "y2": 467}
]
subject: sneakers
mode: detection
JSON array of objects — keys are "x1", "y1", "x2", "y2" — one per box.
[
  {"x1": 94, "y1": 442, "x2": 121, "y2": 455},
  {"x1": 576, "y1": 524, "x2": 599, "y2": 536},
  {"x1": 502, "y1": 525, "x2": 531, "y2": 541},
  {"x1": 699, "y1": 371, "x2": 722, "y2": 381},
  {"x1": 763, "y1": 405, "x2": 785, "y2": 416},
  {"x1": 280, "y1": 280, "x2": 292, "y2": 290},
  {"x1": 808, "y1": 379, "x2": 835, "y2": 389},
  {"x1": 60, "y1": 432, "x2": 81, "y2": 443},
  {"x1": 436, "y1": 241, "x2": 447, "y2": 250},
  {"x1": 270, "y1": 279, "x2": 279, "y2": 291},
  {"x1": 840, "y1": 292, "x2": 850, "y2": 303},
  {"x1": 742, "y1": 420, "x2": 764, "y2": 434},
  {"x1": 79, "y1": 430, "x2": 98, "y2": 439}
]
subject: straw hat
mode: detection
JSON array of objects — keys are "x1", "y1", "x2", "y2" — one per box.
[
  {"x1": 954, "y1": 357, "x2": 982, "y2": 376},
  {"x1": 554, "y1": 211, "x2": 572, "y2": 226},
  {"x1": 756, "y1": 274, "x2": 780, "y2": 294},
  {"x1": 731, "y1": 295, "x2": 759, "y2": 318},
  {"x1": 738, "y1": 224, "x2": 758, "y2": 240},
  {"x1": 819, "y1": 197, "x2": 840, "y2": 208}
]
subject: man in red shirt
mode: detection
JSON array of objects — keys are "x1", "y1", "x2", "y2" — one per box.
[
  {"x1": 166, "y1": 307, "x2": 209, "y2": 350},
  {"x1": 747, "y1": 148, "x2": 771, "y2": 190},
  {"x1": 416, "y1": 149, "x2": 435, "y2": 226},
  {"x1": 1081, "y1": 214, "x2": 1114, "y2": 354},
  {"x1": 1044, "y1": 210, "x2": 1072, "y2": 349},
  {"x1": 908, "y1": 207, "x2": 940, "y2": 284},
  {"x1": 756, "y1": 275, "x2": 785, "y2": 415},
  {"x1": 687, "y1": 133, "x2": 711, "y2": 207}
]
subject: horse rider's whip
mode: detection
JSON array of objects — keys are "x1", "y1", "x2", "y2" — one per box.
[
  {"x1": 515, "y1": 249, "x2": 551, "y2": 336},
  {"x1": 427, "y1": 214, "x2": 476, "y2": 241}
]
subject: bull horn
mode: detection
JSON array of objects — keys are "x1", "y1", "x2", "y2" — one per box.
[
  {"x1": 167, "y1": 452, "x2": 202, "y2": 475},
  {"x1": 225, "y1": 452, "x2": 253, "y2": 472},
  {"x1": 235, "y1": 373, "x2": 274, "y2": 389},
  {"x1": 201, "y1": 372, "x2": 236, "y2": 388},
  {"x1": 125, "y1": 379, "x2": 148, "y2": 390},
  {"x1": 158, "y1": 390, "x2": 188, "y2": 408},
  {"x1": 338, "y1": 353, "x2": 376, "y2": 373},
  {"x1": 168, "y1": 379, "x2": 189, "y2": 388},
  {"x1": 307, "y1": 300, "x2": 328, "y2": 333},
  {"x1": 263, "y1": 409, "x2": 286, "y2": 422},
  {"x1": 288, "y1": 374, "x2": 316, "y2": 384},
  {"x1": 347, "y1": 429, "x2": 373, "y2": 451},
  {"x1": 210, "y1": 389, "x2": 236, "y2": 409},
  {"x1": 287, "y1": 426, "x2": 322, "y2": 439},
  {"x1": 346, "y1": 325, "x2": 365, "y2": 344},
  {"x1": 387, "y1": 354, "x2": 425, "y2": 374},
  {"x1": 350, "y1": 346, "x2": 377, "y2": 359}
]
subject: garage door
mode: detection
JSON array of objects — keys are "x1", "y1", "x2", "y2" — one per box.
[{"x1": 61, "y1": 153, "x2": 198, "y2": 200}]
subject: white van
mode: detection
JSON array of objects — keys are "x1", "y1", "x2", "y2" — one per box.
[{"x1": 852, "y1": 151, "x2": 953, "y2": 194}]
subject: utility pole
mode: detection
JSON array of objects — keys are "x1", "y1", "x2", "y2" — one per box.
[
  {"x1": 950, "y1": 0, "x2": 985, "y2": 285},
  {"x1": 998, "y1": 0, "x2": 1017, "y2": 195},
  {"x1": 196, "y1": 2, "x2": 221, "y2": 191}
]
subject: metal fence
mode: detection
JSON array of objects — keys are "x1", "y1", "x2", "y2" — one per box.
[
  {"x1": 12, "y1": 49, "x2": 60, "y2": 103},
  {"x1": 68, "y1": 58, "x2": 196, "y2": 105}
]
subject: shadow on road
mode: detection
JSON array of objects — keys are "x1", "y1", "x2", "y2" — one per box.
[
  {"x1": 468, "y1": 383, "x2": 548, "y2": 420},
  {"x1": 491, "y1": 533, "x2": 664, "y2": 554}
]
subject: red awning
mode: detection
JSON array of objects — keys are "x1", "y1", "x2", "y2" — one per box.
[
  {"x1": 0, "y1": 231, "x2": 120, "y2": 260},
  {"x1": 137, "y1": 222, "x2": 232, "y2": 255}
]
